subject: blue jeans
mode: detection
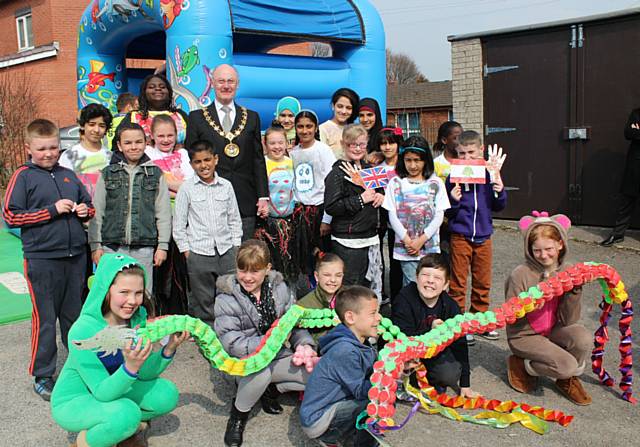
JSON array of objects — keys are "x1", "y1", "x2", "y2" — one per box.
[
  {"x1": 400, "y1": 260, "x2": 419, "y2": 286},
  {"x1": 318, "y1": 399, "x2": 377, "y2": 447}
]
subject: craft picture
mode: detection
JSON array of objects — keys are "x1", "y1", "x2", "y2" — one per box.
[{"x1": 450, "y1": 159, "x2": 487, "y2": 184}]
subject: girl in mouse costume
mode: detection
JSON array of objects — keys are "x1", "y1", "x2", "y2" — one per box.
[
  {"x1": 51, "y1": 254, "x2": 188, "y2": 447},
  {"x1": 505, "y1": 211, "x2": 592, "y2": 405}
]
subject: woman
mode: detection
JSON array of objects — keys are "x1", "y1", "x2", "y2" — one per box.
[
  {"x1": 358, "y1": 97, "x2": 383, "y2": 154},
  {"x1": 319, "y1": 88, "x2": 359, "y2": 159},
  {"x1": 274, "y1": 96, "x2": 301, "y2": 151}
]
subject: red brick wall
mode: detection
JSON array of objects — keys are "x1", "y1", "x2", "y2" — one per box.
[
  {"x1": 386, "y1": 107, "x2": 450, "y2": 144},
  {"x1": 0, "y1": 0, "x2": 87, "y2": 127}
]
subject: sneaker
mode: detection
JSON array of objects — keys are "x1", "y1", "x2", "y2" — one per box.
[
  {"x1": 33, "y1": 377, "x2": 55, "y2": 401},
  {"x1": 317, "y1": 441, "x2": 338, "y2": 447},
  {"x1": 465, "y1": 334, "x2": 476, "y2": 346},
  {"x1": 479, "y1": 330, "x2": 499, "y2": 340}
]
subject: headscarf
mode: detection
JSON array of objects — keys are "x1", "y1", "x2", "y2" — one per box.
[{"x1": 358, "y1": 98, "x2": 383, "y2": 153}]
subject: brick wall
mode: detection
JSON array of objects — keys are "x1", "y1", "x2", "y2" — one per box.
[
  {"x1": 386, "y1": 107, "x2": 451, "y2": 144},
  {"x1": 451, "y1": 38, "x2": 483, "y2": 134}
]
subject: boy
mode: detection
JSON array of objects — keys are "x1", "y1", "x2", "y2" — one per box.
[
  {"x1": 2, "y1": 119, "x2": 94, "y2": 400},
  {"x1": 445, "y1": 130, "x2": 507, "y2": 344},
  {"x1": 59, "y1": 103, "x2": 113, "y2": 198},
  {"x1": 173, "y1": 140, "x2": 242, "y2": 327},
  {"x1": 107, "y1": 92, "x2": 139, "y2": 144},
  {"x1": 392, "y1": 254, "x2": 479, "y2": 397},
  {"x1": 89, "y1": 121, "x2": 171, "y2": 293},
  {"x1": 300, "y1": 286, "x2": 380, "y2": 447}
]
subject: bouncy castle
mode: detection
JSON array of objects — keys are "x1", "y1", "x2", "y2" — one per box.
[{"x1": 76, "y1": 0, "x2": 386, "y2": 125}]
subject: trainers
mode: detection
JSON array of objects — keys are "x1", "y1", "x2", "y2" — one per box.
[
  {"x1": 465, "y1": 334, "x2": 476, "y2": 346},
  {"x1": 33, "y1": 377, "x2": 54, "y2": 401},
  {"x1": 479, "y1": 330, "x2": 499, "y2": 340},
  {"x1": 555, "y1": 376, "x2": 592, "y2": 406}
]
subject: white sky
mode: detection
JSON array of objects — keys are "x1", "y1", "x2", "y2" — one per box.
[{"x1": 369, "y1": 0, "x2": 640, "y2": 80}]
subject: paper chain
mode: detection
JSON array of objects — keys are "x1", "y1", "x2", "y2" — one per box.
[{"x1": 125, "y1": 262, "x2": 632, "y2": 434}]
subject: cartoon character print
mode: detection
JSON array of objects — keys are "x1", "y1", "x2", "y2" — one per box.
[
  {"x1": 152, "y1": 152, "x2": 185, "y2": 183},
  {"x1": 66, "y1": 151, "x2": 111, "y2": 199},
  {"x1": 268, "y1": 166, "x2": 295, "y2": 217},
  {"x1": 160, "y1": 0, "x2": 184, "y2": 29},
  {"x1": 295, "y1": 162, "x2": 314, "y2": 193}
]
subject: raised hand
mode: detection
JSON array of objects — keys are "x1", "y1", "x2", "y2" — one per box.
[
  {"x1": 339, "y1": 161, "x2": 365, "y2": 189},
  {"x1": 487, "y1": 144, "x2": 507, "y2": 183}
]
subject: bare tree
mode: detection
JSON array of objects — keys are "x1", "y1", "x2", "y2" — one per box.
[
  {"x1": 0, "y1": 69, "x2": 41, "y2": 189},
  {"x1": 311, "y1": 42, "x2": 333, "y2": 58},
  {"x1": 386, "y1": 49, "x2": 427, "y2": 84}
]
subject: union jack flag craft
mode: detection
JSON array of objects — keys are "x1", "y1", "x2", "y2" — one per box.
[{"x1": 359, "y1": 166, "x2": 389, "y2": 189}]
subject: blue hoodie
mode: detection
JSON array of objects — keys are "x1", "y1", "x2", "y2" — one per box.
[{"x1": 299, "y1": 324, "x2": 376, "y2": 429}]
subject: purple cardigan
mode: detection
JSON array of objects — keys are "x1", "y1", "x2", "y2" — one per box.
[{"x1": 445, "y1": 172, "x2": 507, "y2": 243}]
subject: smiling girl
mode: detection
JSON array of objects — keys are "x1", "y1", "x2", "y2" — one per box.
[
  {"x1": 51, "y1": 254, "x2": 188, "y2": 447},
  {"x1": 274, "y1": 96, "x2": 301, "y2": 151},
  {"x1": 319, "y1": 88, "x2": 359, "y2": 159},
  {"x1": 383, "y1": 136, "x2": 450, "y2": 285}
]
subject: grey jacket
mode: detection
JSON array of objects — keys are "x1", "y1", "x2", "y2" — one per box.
[{"x1": 214, "y1": 271, "x2": 314, "y2": 359}]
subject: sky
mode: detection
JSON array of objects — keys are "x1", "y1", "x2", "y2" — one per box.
[{"x1": 368, "y1": 0, "x2": 639, "y2": 81}]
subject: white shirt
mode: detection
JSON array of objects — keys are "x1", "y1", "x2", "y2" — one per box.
[
  {"x1": 214, "y1": 99, "x2": 236, "y2": 127},
  {"x1": 290, "y1": 140, "x2": 336, "y2": 206}
]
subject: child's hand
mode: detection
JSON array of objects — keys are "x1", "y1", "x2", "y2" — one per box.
[
  {"x1": 366, "y1": 151, "x2": 384, "y2": 165},
  {"x1": 162, "y1": 331, "x2": 190, "y2": 357},
  {"x1": 451, "y1": 183, "x2": 462, "y2": 202},
  {"x1": 320, "y1": 223, "x2": 331, "y2": 237},
  {"x1": 407, "y1": 234, "x2": 428, "y2": 254},
  {"x1": 371, "y1": 192, "x2": 385, "y2": 208},
  {"x1": 74, "y1": 203, "x2": 89, "y2": 218},
  {"x1": 123, "y1": 337, "x2": 152, "y2": 374},
  {"x1": 361, "y1": 188, "x2": 376, "y2": 204},
  {"x1": 492, "y1": 177, "x2": 504, "y2": 193},
  {"x1": 256, "y1": 198, "x2": 269, "y2": 218},
  {"x1": 154, "y1": 249, "x2": 168, "y2": 267},
  {"x1": 55, "y1": 199, "x2": 75, "y2": 214},
  {"x1": 92, "y1": 249, "x2": 104, "y2": 266},
  {"x1": 431, "y1": 318, "x2": 444, "y2": 329},
  {"x1": 183, "y1": 250, "x2": 190, "y2": 259},
  {"x1": 460, "y1": 387, "x2": 480, "y2": 399}
]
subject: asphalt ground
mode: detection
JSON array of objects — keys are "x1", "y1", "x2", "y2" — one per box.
[{"x1": 0, "y1": 222, "x2": 638, "y2": 446}]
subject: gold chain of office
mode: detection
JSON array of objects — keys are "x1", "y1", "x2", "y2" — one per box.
[{"x1": 202, "y1": 106, "x2": 248, "y2": 158}]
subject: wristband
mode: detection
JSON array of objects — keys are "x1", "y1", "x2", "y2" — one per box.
[{"x1": 122, "y1": 364, "x2": 139, "y2": 378}]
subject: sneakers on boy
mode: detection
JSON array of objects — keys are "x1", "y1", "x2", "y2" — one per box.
[
  {"x1": 479, "y1": 330, "x2": 499, "y2": 340},
  {"x1": 33, "y1": 377, "x2": 55, "y2": 401},
  {"x1": 317, "y1": 441, "x2": 338, "y2": 447},
  {"x1": 465, "y1": 334, "x2": 476, "y2": 346}
]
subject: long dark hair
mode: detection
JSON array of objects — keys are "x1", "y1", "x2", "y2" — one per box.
[
  {"x1": 294, "y1": 110, "x2": 321, "y2": 145},
  {"x1": 137, "y1": 74, "x2": 178, "y2": 119},
  {"x1": 372, "y1": 128, "x2": 404, "y2": 156},
  {"x1": 396, "y1": 135, "x2": 434, "y2": 180},
  {"x1": 431, "y1": 121, "x2": 462, "y2": 156},
  {"x1": 358, "y1": 97, "x2": 383, "y2": 152},
  {"x1": 330, "y1": 88, "x2": 359, "y2": 124}
]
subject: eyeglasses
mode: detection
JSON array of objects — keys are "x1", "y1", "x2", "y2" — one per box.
[{"x1": 347, "y1": 143, "x2": 368, "y2": 149}]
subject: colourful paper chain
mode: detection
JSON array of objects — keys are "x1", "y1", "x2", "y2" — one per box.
[{"x1": 133, "y1": 262, "x2": 632, "y2": 435}]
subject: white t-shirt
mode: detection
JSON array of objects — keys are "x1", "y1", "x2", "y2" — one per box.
[
  {"x1": 290, "y1": 140, "x2": 336, "y2": 206},
  {"x1": 382, "y1": 174, "x2": 450, "y2": 261},
  {"x1": 319, "y1": 120, "x2": 344, "y2": 160},
  {"x1": 59, "y1": 143, "x2": 111, "y2": 198}
]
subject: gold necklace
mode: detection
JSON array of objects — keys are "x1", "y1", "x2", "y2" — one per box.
[{"x1": 202, "y1": 106, "x2": 248, "y2": 158}]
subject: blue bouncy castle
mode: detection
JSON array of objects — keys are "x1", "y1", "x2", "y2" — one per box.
[{"x1": 76, "y1": 0, "x2": 386, "y2": 125}]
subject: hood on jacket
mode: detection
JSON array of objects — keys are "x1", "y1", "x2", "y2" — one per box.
[
  {"x1": 216, "y1": 270, "x2": 285, "y2": 296},
  {"x1": 518, "y1": 211, "x2": 571, "y2": 274},
  {"x1": 78, "y1": 253, "x2": 148, "y2": 330},
  {"x1": 318, "y1": 323, "x2": 366, "y2": 356}
]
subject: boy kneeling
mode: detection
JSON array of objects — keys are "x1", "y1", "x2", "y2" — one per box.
[
  {"x1": 300, "y1": 286, "x2": 380, "y2": 447},
  {"x1": 392, "y1": 254, "x2": 479, "y2": 397}
]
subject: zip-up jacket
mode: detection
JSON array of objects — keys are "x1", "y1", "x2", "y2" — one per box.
[
  {"x1": 445, "y1": 171, "x2": 506, "y2": 243},
  {"x1": 2, "y1": 162, "x2": 94, "y2": 259}
]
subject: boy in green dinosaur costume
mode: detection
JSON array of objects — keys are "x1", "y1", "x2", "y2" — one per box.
[{"x1": 51, "y1": 253, "x2": 188, "y2": 447}]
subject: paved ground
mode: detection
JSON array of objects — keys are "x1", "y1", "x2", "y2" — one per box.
[{"x1": 0, "y1": 224, "x2": 638, "y2": 447}]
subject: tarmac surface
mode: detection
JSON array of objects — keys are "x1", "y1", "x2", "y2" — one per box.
[{"x1": 1, "y1": 222, "x2": 638, "y2": 446}]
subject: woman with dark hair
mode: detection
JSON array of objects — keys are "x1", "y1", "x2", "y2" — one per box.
[
  {"x1": 319, "y1": 88, "x2": 360, "y2": 159},
  {"x1": 122, "y1": 74, "x2": 189, "y2": 147},
  {"x1": 357, "y1": 97, "x2": 383, "y2": 153}
]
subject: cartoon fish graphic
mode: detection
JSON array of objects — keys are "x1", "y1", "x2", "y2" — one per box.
[
  {"x1": 86, "y1": 60, "x2": 115, "y2": 94},
  {"x1": 177, "y1": 45, "x2": 200, "y2": 77},
  {"x1": 91, "y1": 0, "x2": 100, "y2": 23},
  {"x1": 161, "y1": 0, "x2": 184, "y2": 30}
]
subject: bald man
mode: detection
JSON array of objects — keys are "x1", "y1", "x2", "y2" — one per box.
[{"x1": 186, "y1": 64, "x2": 268, "y2": 241}]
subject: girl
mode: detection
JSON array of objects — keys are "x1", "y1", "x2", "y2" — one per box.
[
  {"x1": 145, "y1": 114, "x2": 194, "y2": 199},
  {"x1": 372, "y1": 127, "x2": 405, "y2": 300},
  {"x1": 324, "y1": 124, "x2": 384, "y2": 288},
  {"x1": 290, "y1": 110, "x2": 336, "y2": 287},
  {"x1": 51, "y1": 254, "x2": 188, "y2": 447},
  {"x1": 123, "y1": 74, "x2": 189, "y2": 146},
  {"x1": 357, "y1": 97, "x2": 383, "y2": 154},
  {"x1": 432, "y1": 121, "x2": 463, "y2": 182},
  {"x1": 274, "y1": 96, "x2": 301, "y2": 151},
  {"x1": 258, "y1": 125, "x2": 299, "y2": 285},
  {"x1": 383, "y1": 135, "x2": 450, "y2": 286},
  {"x1": 214, "y1": 240, "x2": 315, "y2": 446},
  {"x1": 505, "y1": 212, "x2": 592, "y2": 405},
  {"x1": 319, "y1": 88, "x2": 360, "y2": 159}
]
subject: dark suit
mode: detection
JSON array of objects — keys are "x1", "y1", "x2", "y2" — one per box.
[{"x1": 185, "y1": 103, "x2": 268, "y2": 220}]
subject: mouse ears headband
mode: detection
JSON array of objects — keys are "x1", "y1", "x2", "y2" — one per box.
[{"x1": 518, "y1": 210, "x2": 571, "y2": 235}]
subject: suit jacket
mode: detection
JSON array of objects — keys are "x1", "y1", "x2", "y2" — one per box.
[{"x1": 185, "y1": 102, "x2": 268, "y2": 217}]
